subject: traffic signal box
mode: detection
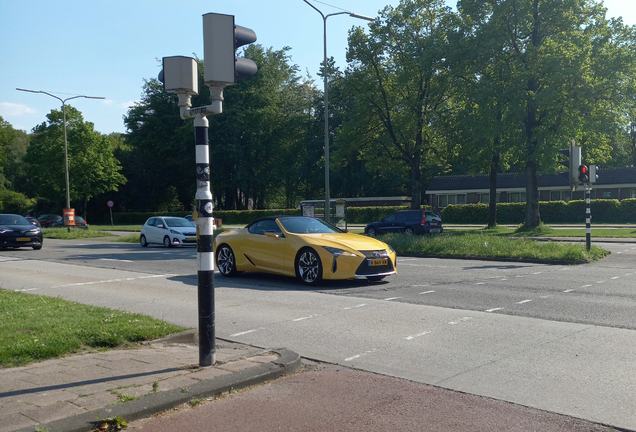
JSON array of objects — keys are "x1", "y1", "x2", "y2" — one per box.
[{"x1": 203, "y1": 13, "x2": 258, "y2": 88}]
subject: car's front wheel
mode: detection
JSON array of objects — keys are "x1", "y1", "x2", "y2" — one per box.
[
  {"x1": 163, "y1": 236, "x2": 172, "y2": 248},
  {"x1": 367, "y1": 226, "x2": 377, "y2": 237},
  {"x1": 404, "y1": 226, "x2": 415, "y2": 236},
  {"x1": 32, "y1": 244, "x2": 42, "y2": 250},
  {"x1": 297, "y1": 248, "x2": 322, "y2": 285},
  {"x1": 217, "y1": 244, "x2": 240, "y2": 277},
  {"x1": 140, "y1": 234, "x2": 148, "y2": 247}
]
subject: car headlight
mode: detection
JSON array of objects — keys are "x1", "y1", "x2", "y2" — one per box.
[
  {"x1": 322, "y1": 247, "x2": 357, "y2": 257},
  {"x1": 169, "y1": 229, "x2": 181, "y2": 235},
  {"x1": 0, "y1": 229, "x2": 12, "y2": 234},
  {"x1": 386, "y1": 244, "x2": 395, "y2": 255}
]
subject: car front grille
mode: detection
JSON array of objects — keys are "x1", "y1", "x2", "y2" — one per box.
[{"x1": 355, "y1": 250, "x2": 395, "y2": 276}]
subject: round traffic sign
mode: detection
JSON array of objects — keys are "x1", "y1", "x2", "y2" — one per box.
[{"x1": 107, "y1": 200, "x2": 114, "y2": 208}]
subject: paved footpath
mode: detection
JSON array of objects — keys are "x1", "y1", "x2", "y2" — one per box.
[{"x1": 1, "y1": 332, "x2": 300, "y2": 432}]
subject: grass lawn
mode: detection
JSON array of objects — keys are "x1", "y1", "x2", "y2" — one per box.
[
  {"x1": 0, "y1": 290, "x2": 184, "y2": 368},
  {"x1": 41, "y1": 227, "x2": 114, "y2": 239}
]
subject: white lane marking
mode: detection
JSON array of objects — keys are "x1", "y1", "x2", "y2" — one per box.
[
  {"x1": 501, "y1": 278, "x2": 508, "y2": 281},
  {"x1": 13, "y1": 274, "x2": 180, "y2": 292},
  {"x1": 485, "y1": 308, "x2": 502, "y2": 312},
  {"x1": 580, "y1": 284, "x2": 592, "y2": 288},
  {"x1": 230, "y1": 329, "x2": 258, "y2": 337},
  {"x1": 412, "y1": 284, "x2": 431, "y2": 287},
  {"x1": 449, "y1": 317, "x2": 472, "y2": 325},
  {"x1": 405, "y1": 331, "x2": 432, "y2": 340},
  {"x1": 99, "y1": 258, "x2": 133, "y2": 263},
  {"x1": 533, "y1": 272, "x2": 542, "y2": 274},
  {"x1": 475, "y1": 282, "x2": 485, "y2": 285},
  {"x1": 516, "y1": 299, "x2": 533, "y2": 304},
  {"x1": 419, "y1": 290, "x2": 436, "y2": 295},
  {"x1": 292, "y1": 314, "x2": 320, "y2": 322},
  {"x1": 344, "y1": 304, "x2": 367, "y2": 310},
  {"x1": 539, "y1": 295, "x2": 552, "y2": 299},
  {"x1": 563, "y1": 289, "x2": 576, "y2": 293},
  {"x1": 384, "y1": 297, "x2": 401, "y2": 301},
  {"x1": 515, "y1": 275, "x2": 524, "y2": 278},
  {"x1": 611, "y1": 277, "x2": 620, "y2": 280},
  {"x1": 345, "y1": 349, "x2": 377, "y2": 362},
  {"x1": 596, "y1": 281, "x2": 605, "y2": 284}
]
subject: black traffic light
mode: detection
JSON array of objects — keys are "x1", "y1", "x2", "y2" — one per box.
[
  {"x1": 589, "y1": 165, "x2": 599, "y2": 183},
  {"x1": 578, "y1": 164, "x2": 589, "y2": 183},
  {"x1": 558, "y1": 141, "x2": 581, "y2": 190},
  {"x1": 203, "y1": 13, "x2": 258, "y2": 87}
]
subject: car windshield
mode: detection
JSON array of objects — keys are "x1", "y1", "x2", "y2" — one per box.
[
  {"x1": 278, "y1": 217, "x2": 343, "y2": 234},
  {"x1": 0, "y1": 215, "x2": 29, "y2": 225},
  {"x1": 164, "y1": 218, "x2": 192, "y2": 228}
]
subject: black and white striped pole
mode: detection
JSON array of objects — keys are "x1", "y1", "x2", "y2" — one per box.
[
  {"x1": 195, "y1": 114, "x2": 216, "y2": 366},
  {"x1": 585, "y1": 186, "x2": 591, "y2": 251}
]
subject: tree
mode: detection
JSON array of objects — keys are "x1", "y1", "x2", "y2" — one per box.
[
  {"x1": 26, "y1": 107, "x2": 126, "y2": 215},
  {"x1": 459, "y1": 0, "x2": 636, "y2": 228},
  {"x1": 341, "y1": 0, "x2": 457, "y2": 209}
]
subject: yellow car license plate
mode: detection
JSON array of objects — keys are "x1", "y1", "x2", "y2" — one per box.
[
  {"x1": 17, "y1": 237, "x2": 31, "y2": 241},
  {"x1": 369, "y1": 259, "x2": 388, "y2": 266}
]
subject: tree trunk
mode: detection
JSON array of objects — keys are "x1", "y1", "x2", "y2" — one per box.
[
  {"x1": 525, "y1": 160, "x2": 541, "y2": 228},
  {"x1": 488, "y1": 153, "x2": 499, "y2": 228},
  {"x1": 410, "y1": 154, "x2": 421, "y2": 209}
]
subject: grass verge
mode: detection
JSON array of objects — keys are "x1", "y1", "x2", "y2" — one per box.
[
  {"x1": 0, "y1": 290, "x2": 184, "y2": 368},
  {"x1": 42, "y1": 227, "x2": 114, "y2": 239},
  {"x1": 382, "y1": 230, "x2": 609, "y2": 264}
]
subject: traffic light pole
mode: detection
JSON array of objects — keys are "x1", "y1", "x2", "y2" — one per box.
[
  {"x1": 194, "y1": 114, "x2": 216, "y2": 366},
  {"x1": 585, "y1": 186, "x2": 591, "y2": 252}
]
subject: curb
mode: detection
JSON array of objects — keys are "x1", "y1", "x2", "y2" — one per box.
[{"x1": 14, "y1": 348, "x2": 301, "y2": 432}]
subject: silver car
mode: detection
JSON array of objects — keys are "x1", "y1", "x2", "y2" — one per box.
[{"x1": 140, "y1": 216, "x2": 197, "y2": 248}]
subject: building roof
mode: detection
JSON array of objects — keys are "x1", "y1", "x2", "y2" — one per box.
[{"x1": 426, "y1": 167, "x2": 636, "y2": 193}]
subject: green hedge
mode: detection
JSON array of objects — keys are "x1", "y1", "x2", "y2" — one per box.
[
  {"x1": 103, "y1": 209, "x2": 301, "y2": 225},
  {"x1": 0, "y1": 190, "x2": 36, "y2": 215},
  {"x1": 441, "y1": 199, "x2": 635, "y2": 224}
]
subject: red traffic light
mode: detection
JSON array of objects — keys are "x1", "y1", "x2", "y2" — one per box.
[{"x1": 578, "y1": 164, "x2": 589, "y2": 183}]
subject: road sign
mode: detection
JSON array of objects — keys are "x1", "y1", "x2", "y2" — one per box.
[{"x1": 107, "y1": 200, "x2": 114, "y2": 208}]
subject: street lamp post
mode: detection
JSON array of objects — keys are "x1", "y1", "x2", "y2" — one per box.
[
  {"x1": 303, "y1": 1, "x2": 374, "y2": 223},
  {"x1": 16, "y1": 88, "x2": 104, "y2": 232}
]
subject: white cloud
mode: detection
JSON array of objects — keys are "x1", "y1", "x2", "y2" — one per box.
[
  {"x1": 121, "y1": 100, "x2": 138, "y2": 109},
  {"x1": 0, "y1": 102, "x2": 37, "y2": 116},
  {"x1": 102, "y1": 99, "x2": 115, "y2": 105}
]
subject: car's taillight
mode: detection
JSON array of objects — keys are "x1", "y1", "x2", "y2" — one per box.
[{"x1": 421, "y1": 214, "x2": 427, "y2": 225}]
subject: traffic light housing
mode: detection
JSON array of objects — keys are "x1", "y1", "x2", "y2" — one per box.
[
  {"x1": 559, "y1": 140, "x2": 581, "y2": 190},
  {"x1": 158, "y1": 56, "x2": 199, "y2": 95},
  {"x1": 578, "y1": 164, "x2": 589, "y2": 183},
  {"x1": 589, "y1": 165, "x2": 598, "y2": 183},
  {"x1": 203, "y1": 13, "x2": 258, "y2": 87}
]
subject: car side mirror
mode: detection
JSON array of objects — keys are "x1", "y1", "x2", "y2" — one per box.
[
  {"x1": 264, "y1": 231, "x2": 281, "y2": 239},
  {"x1": 157, "y1": 224, "x2": 165, "y2": 229}
]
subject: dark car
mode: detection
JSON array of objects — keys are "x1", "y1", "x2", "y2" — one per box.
[
  {"x1": 25, "y1": 216, "x2": 41, "y2": 227},
  {"x1": 37, "y1": 214, "x2": 64, "y2": 228},
  {"x1": 75, "y1": 216, "x2": 89, "y2": 229},
  {"x1": 365, "y1": 210, "x2": 443, "y2": 237},
  {"x1": 0, "y1": 214, "x2": 43, "y2": 250}
]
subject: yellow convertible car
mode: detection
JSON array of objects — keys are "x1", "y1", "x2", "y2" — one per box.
[{"x1": 214, "y1": 216, "x2": 397, "y2": 285}]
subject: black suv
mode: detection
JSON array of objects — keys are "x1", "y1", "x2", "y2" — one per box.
[{"x1": 365, "y1": 210, "x2": 443, "y2": 237}]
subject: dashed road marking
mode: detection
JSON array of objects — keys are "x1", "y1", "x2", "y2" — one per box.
[
  {"x1": 344, "y1": 304, "x2": 367, "y2": 310},
  {"x1": 611, "y1": 277, "x2": 620, "y2": 280},
  {"x1": 405, "y1": 331, "x2": 432, "y2": 340},
  {"x1": 563, "y1": 289, "x2": 576, "y2": 293},
  {"x1": 419, "y1": 290, "x2": 435, "y2": 295},
  {"x1": 485, "y1": 308, "x2": 503, "y2": 312},
  {"x1": 345, "y1": 349, "x2": 377, "y2": 362},
  {"x1": 475, "y1": 282, "x2": 485, "y2": 285},
  {"x1": 449, "y1": 317, "x2": 472, "y2": 325},
  {"x1": 517, "y1": 299, "x2": 533, "y2": 304},
  {"x1": 230, "y1": 329, "x2": 258, "y2": 337},
  {"x1": 384, "y1": 297, "x2": 401, "y2": 301},
  {"x1": 13, "y1": 274, "x2": 180, "y2": 292},
  {"x1": 292, "y1": 314, "x2": 320, "y2": 322}
]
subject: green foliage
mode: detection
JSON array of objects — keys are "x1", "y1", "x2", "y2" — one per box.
[
  {"x1": 441, "y1": 200, "x2": 636, "y2": 224},
  {"x1": 0, "y1": 189, "x2": 36, "y2": 214}
]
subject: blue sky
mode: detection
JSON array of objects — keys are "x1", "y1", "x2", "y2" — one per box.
[{"x1": 1, "y1": 0, "x2": 634, "y2": 135}]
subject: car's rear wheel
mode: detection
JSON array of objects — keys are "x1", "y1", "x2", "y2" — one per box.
[
  {"x1": 297, "y1": 248, "x2": 322, "y2": 285},
  {"x1": 140, "y1": 234, "x2": 148, "y2": 247},
  {"x1": 404, "y1": 226, "x2": 415, "y2": 236},
  {"x1": 217, "y1": 244, "x2": 240, "y2": 277},
  {"x1": 367, "y1": 226, "x2": 377, "y2": 237},
  {"x1": 163, "y1": 236, "x2": 172, "y2": 248}
]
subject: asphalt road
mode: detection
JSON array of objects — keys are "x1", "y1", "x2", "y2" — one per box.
[{"x1": 1, "y1": 238, "x2": 636, "y2": 429}]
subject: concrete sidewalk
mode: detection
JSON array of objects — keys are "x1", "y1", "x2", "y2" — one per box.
[{"x1": 1, "y1": 332, "x2": 300, "y2": 432}]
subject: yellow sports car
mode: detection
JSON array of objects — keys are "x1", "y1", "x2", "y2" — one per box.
[{"x1": 214, "y1": 216, "x2": 397, "y2": 285}]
